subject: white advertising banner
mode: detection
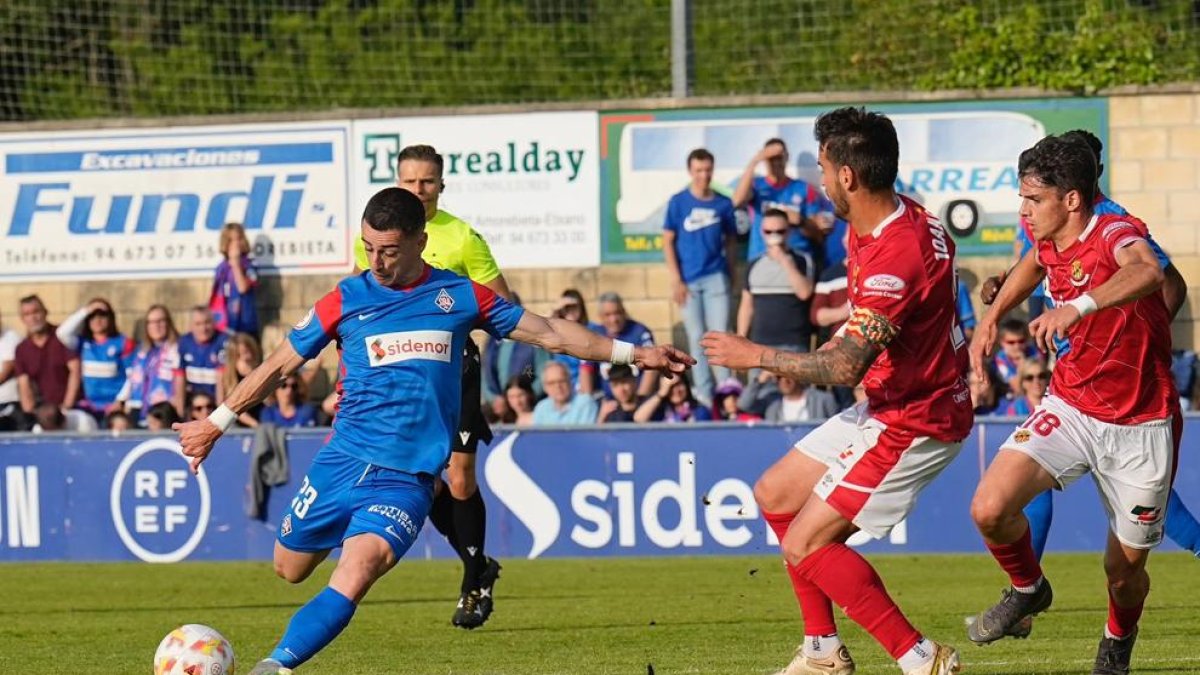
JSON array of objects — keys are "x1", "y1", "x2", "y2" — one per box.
[
  {"x1": 353, "y1": 111, "x2": 600, "y2": 268},
  {"x1": 0, "y1": 122, "x2": 352, "y2": 281}
]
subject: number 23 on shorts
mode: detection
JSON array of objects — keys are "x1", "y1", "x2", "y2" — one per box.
[{"x1": 291, "y1": 475, "x2": 319, "y2": 519}]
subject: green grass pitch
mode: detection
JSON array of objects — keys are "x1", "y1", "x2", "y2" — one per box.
[{"x1": 2, "y1": 553, "x2": 1197, "y2": 673}]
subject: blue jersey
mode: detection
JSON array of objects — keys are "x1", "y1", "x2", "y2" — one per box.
[
  {"x1": 80, "y1": 334, "x2": 135, "y2": 408},
  {"x1": 663, "y1": 189, "x2": 737, "y2": 283},
  {"x1": 956, "y1": 277, "x2": 976, "y2": 331},
  {"x1": 746, "y1": 176, "x2": 831, "y2": 259},
  {"x1": 289, "y1": 266, "x2": 523, "y2": 475},
  {"x1": 178, "y1": 332, "x2": 228, "y2": 397}
]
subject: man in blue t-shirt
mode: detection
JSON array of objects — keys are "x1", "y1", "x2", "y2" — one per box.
[
  {"x1": 175, "y1": 188, "x2": 692, "y2": 675},
  {"x1": 663, "y1": 148, "x2": 738, "y2": 405},
  {"x1": 733, "y1": 138, "x2": 834, "y2": 262},
  {"x1": 177, "y1": 307, "x2": 227, "y2": 398}
]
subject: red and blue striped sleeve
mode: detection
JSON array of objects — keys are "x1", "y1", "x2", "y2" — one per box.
[
  {"x1": 289, "y1": 285, "x2": 343, "y2": 359},
  {"x1": 471, "y1": 282, "x2": 524, "y2": 338}
]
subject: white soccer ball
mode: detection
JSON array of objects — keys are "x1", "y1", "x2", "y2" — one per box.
[{"x1": 153, "y1": 624, "x2": 236, "y2": 675}]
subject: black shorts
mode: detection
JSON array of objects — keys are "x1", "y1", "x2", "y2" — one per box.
[{"x1": 452, "y1": 339, "x2": 493, "y2": 454}]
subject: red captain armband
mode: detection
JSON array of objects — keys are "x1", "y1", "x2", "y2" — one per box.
[{"x1": 843, "y1": 307, "x2": 899, "y2": 348}]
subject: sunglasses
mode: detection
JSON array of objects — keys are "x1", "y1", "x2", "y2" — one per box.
[
  {"x1": 1003, "y1": 338, "x2": 1027, "y2": 345},
  {"x1": 192, "y1": 403, "x2": 214, "y2": 412},
  {"x1": 1023, "y1": 373, "x2": 1051, "y2": 381},
  {"x1": 278, "y1": 382, "x2": 296, "y2": 389},
  {"x1": 762, "y1": 229, "x2": 788, "y2": 235}
]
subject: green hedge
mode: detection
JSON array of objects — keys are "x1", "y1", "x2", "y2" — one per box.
[{"x1": 1, "y1": 0, "x2": 1196, "y2": 121}]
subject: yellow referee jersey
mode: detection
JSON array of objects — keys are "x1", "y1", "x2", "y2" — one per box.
[{"x1": 354, "y1": 209, "x2": 501, "y2": 284}]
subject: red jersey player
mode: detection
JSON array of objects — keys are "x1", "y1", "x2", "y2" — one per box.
[
  {"x1": 703, "y1": 107, "x2": 970, "y2": 675},
  {"x1": 967, "y1": 134, "x2": 1178, "y2": 675}
]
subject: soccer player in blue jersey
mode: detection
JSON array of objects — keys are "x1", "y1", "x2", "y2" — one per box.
[
  {"x1": 978, "y1": 130, "x2": 1200, "y2": 641},
  {"x1": 733, "y1": 138, "x2": 834, "y2": 262},
  {"x1": 175, "y1": 188, "x2": 693, "y2": 675}
]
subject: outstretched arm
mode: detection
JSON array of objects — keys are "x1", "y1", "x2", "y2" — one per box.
[
  {"x1": 508, "y1": 312, "x2": 694, "y2": 377},
  {"x1": 970, "y1": 249, "x2": 1044, "y2": 379},
  {"x1": 175, "y1": 339, "x2": 307, "y2": 473},
  {"x1": 702, "y1": 304, "x2": 898, "y2": 387}
]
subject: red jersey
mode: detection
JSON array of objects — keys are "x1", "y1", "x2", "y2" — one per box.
[
  {"x1": 1036, "y1": 214, "x2": 1176, "y2": 424},
  {"x1": 847, "y1": 196, "x2": 973, "y2": 442}
]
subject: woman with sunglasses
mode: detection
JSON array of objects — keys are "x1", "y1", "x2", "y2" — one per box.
[
  {"x1": 57, "y1": 298, "x2": 136, "y2": 420},
  {"x1": 188, "y1": 392, "x2": 217, "y2": 422},
  {"x1": 261, "y1": 374, "x2": 317, "y2": 428},
  {"x1": 1005, "y1": 359, "x2": 1051, "y2": 417}
]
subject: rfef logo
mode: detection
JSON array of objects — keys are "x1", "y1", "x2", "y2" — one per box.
[
  {"x1": 110, "y1": 438, "x2": 210, "y2": 563},
  {"x1": 365, "y1": 330, "x2": 453, "y2": 366}
]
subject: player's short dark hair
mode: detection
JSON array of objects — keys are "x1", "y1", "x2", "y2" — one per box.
[
  {"x1": 762, "y1": 208, "x2": 790, "y2": 224},
  {"x1": 362, "y1": 187, "x2": 426, "y2": 236},
  {"x1": 687, "y1": 148, "x2": 714, "y2": 167},
  {"x1": 397, "y1": 144, "x2": 444, "y2": 177},
  {"x1": 1018, "y1": 135, "x2": 1098, "y2": 205},
  {"x1": 1000, "y1": 318, "x2": 1030, "y2": 337},
  {"x1": 763, "y1": 137, "x2": 787, "y2": 149},
  {"x1": 814, "y1": 106, "x2": 899, "y2": 192},
  {"x1": 1060, "y1": 129, "x2": 1104, "y2": 178}
]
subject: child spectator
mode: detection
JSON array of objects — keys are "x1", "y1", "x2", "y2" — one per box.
[{"x1": 209, "y1": 222, "x2": 259, "y2": 336}]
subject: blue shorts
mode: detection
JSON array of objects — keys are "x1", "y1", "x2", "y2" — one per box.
[{"x1": 277, "y1": 447, "x2": 434, "y2": 560}]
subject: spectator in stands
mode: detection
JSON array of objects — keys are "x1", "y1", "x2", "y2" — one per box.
[
  {"x1": 592, "y1": 292, "x2": 658, "y2": 398},
  {"x1": 1004, "y1": 359, "x2": 1050, "y2": 417},
  {"x1": 483, "y1": 292, "x2": 549, "y2": 409},
  {"x1": 738, "y1": 370, "x2": 780, "y2": 418},
  {"x1": 32, "y1": 401, "x2": 97, "y2": 433},
  {"x1": 763, "y1": 375, "x2": 840, "y2": 423},
  {"x1": 0, "y1": 309, "x2": 22, "y2": 431},
  {"x1": 810, "y1": 235, "x2": 850, "y2": 339},
  {"x1": 956, "y1": 273, "x2": 976, "y2": 341},
  {"x1": 635, "y1": 373, "x2": 712, "y2": 423},
  {"x1": 210, "y1": 222, "x2": 259, "y2": 336},
  {"x1": 533, "y1": 361, "x2": 598, "y2": 425},
  {"x1": 993, "y1": 318, "x2": 1041, "y2": 397},
  {"x1": 504, "y1": 376, "x2": 536, "y2": 427},
  {"x1": 14, "y1": 295, "x2": 81, "y2": 420},
  {"x1": 261, "y1": 373, "x2": 318, "y2": 428},
  {"x1": 121, "y1": 304, "x2": 185, "y2": 423},
  {"x1": 145, "y1": 400, "x2": 182, "y2": 431},
  {"x1": 733, "y1": 138, "x2": 833, "y2": 263},
  {"x1": 178, "y1": 306, "x2": 227, "y2": 398},
  {"x1": 551, "y1": 289, "x2": 597, "y2": 395},
  {"x1": 218, "y1": 332, "x2": 263, "y2": 427},
  {"x1": 970, "y1": 363, "x2": 1005, "y2": 416},
  {"x1": 57, "y1": 298, "x2": 136, "y2": 420},
  {"x1": 739, "y1": 209, "x2": 815, "y2": 352},
  {"x1": 713, "y1": 378, "x2": 759, "y2": 422},
  {"x1": 663, "y1": 148, "x2": 738, "y2": 406},
  {"x1": 188, "y1": 391, "x2": 216, "y2": 422},
  {"x1": 104, "y1": 410, "x2": 132, "y2": 433},
  {"x1": 597, "y1": 364, "x2": 655, "y2": 423}
]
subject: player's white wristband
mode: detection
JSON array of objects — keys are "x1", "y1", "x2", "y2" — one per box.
[
  {"x1": 610, "y1": 340, "x2": 635, "y2": 365},
  {"x1": 1066, "y1": 293, "x2": 1098, "y2": 318},
  {"x1": 207, "y1": 404, "x2": 237, "y2": 433}
]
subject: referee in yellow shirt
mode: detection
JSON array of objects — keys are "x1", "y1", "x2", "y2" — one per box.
[{"x1": 355, "y1": 145, "x2": 512, "y2": 629}]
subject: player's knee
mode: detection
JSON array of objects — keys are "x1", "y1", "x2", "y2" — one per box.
[
  {"x1": 1103, "y1": 557, "x2": 1146, "y2": 589},
  {"x1": 779, "y1": 531, "x2": 823, "y2": 567},
  {"x1": 970, "y1": 491, "x2": 1012, "y2": 535},
  {"x1": 274, "y1": 559, "x2": 311, "y2": 584},
  {"x1": 753, "y1": 474, "x2": 785, "y2": 512}
]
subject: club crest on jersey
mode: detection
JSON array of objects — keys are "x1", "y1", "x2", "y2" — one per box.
[
  {"x1": 435, "y1": 288, "x2": 455, "y2": 312},
  {"x1": 294, "y1": 308, "x2": 314, "y2": 330},
  {"x1": 281, "y1": 514, "x2": 293, "y2": 537},
  {"x1": 1013, "y1": 429, "x2": 1032, "y2": 443},
  {"x1": 1069, "y1": 260, "x2": 1091, "y2": 287}
]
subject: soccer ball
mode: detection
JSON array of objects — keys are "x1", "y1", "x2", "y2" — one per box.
[{"x1": 153, "y1": 624, "x2": 236, "y2": 675}]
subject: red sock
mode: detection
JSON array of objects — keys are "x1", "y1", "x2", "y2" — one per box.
[
  {"x1": 986, "y1": 525, "x2": 1043, "y2": 589},
  {"x1": 763, "y1": 510, "x2": 837, "y2": 636},
  {"x1": 795, "y1": 542, "x2": 921, "y2": 660},
  {"x1": 1107, "y1": 589, "x2": 1143, "y2": 638}
]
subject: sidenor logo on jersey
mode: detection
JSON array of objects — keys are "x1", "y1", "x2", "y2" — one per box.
[{"x1": 364, "y1": 330, "x2": 453, "y2": 366}]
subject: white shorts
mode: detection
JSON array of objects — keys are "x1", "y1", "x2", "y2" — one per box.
[
  {"x1": 1000, "y1": 394, "x2": 1178, "y2": 550},
  {"x1": 796, "y1": 402, "x2": 963, "y2": 538}
]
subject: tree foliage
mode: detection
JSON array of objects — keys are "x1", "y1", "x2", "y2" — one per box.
[{"x1": 1, "y1": 0, "x2": 1196, "y2": 121}]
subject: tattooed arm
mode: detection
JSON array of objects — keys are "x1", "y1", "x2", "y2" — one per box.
[{"x1": 701, "y1": 307, "x2": 896, "y2": 387}]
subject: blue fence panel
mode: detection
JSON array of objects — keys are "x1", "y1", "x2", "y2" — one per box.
[{"x1": 0, "y1": 418, "x2": 1197, "y2": 562}]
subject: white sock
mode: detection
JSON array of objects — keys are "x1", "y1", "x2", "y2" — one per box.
[
  {"x1": 1104, "y1": 626, "x2": 1134, "y2": 641},
  {"x1": 1013, "y1": 577, "x2": 1043, "y2": 594},
  {"x1": 803, "y1": 633, "x2": 841, "y2": 659},
  {"x1": 896, "y1": 637, "x2": 934, "y2": 673}
]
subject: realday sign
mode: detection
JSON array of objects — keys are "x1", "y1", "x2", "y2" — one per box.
[{"x1": 353, "y1": 111, "x2": 600, "y2": 268}]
